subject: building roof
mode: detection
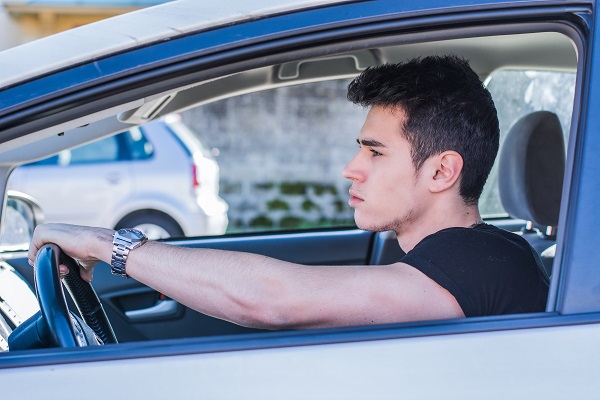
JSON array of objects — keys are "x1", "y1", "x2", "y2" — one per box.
[{"x1": 4, "y1": 0, "x2": 167, "y2": 6}]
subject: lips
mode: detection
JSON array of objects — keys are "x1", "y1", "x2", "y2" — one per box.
[{"x1": 348, "y1": 188, "x2": 364, "y2": 207}]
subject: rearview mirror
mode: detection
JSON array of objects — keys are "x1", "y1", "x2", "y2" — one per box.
[{"x1": 0, "y1": 191, "x2": 44, "y2": 253}]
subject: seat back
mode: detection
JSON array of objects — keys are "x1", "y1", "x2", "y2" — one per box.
[{"x1": 498, "y1": 111, "x2": 565, "y2": 276}]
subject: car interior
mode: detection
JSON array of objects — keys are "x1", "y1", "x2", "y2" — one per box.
[{"x1": 0, "y1": 22, "x2": 579, "y2": 347}]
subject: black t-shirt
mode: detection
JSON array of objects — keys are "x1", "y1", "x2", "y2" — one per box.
[{"x1": 400, "y1": 223, "x2": 549, "y2": 317}]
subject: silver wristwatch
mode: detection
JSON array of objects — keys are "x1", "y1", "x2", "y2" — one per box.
[{"x1": 111, "y1": 228, "x2": 148, "y2": 278}]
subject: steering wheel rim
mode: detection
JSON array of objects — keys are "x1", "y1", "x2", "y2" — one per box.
[{"x1": 34, "y1": 243, "x2": 118, "y2": 347}]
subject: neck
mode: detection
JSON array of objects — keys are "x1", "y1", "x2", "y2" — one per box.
[{"x1": 396, "y1": 202, "x2": 482, "y2": 253}]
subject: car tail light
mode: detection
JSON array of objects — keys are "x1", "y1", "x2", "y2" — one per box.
[{"x1": 192, "y1": 164, "x2": 200, "y2": 188}]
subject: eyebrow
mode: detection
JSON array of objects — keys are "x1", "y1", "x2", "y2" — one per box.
[{"x1": 357, "y1": 138, "x2": 386, "y2": 147}]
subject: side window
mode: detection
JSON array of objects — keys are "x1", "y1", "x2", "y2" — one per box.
[
  {"x1": 180, "y1": 80, "x2": 362, "y2": 234},
  {"x1": 24, "y1": 134, "x2": 122, "y2": 167},
  {"x1": 124, "y1": 127, "x2": 154, "y2": 161},
  {"x1": 68, "y1": 134, "x2": 121, "y2": 165},
  {"x1": 26, "y1": 130, "x2": 151, "y2": 167},
  {"x1": 27, "y1": 154, "x2": 59, "y2": 166},
  {"x1": 479, "y1": 70, "x2": 576, "y2": 217}
]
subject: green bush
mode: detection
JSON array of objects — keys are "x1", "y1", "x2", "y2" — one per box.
[
  {"x1": 280, "y1": 216, "x2": 304, "y2": 229},
  {"x1": 280, "y1": 182, "x2": 307, "y2": 195},
  {"x1": 250, "y1": 215, "x2": 274, "y2": 227},
  {"x1": 313, "y1": 183, "x2": 338, "y2": 195},
  {"x1": 301, "y1": 199, "x2": 320, "y2": 211},
  {"x1": 254, "y1": 182, "x2": 275, "y2": 191},
  {"x1": 334, "y1": 198, "x2": 349, "y2": 212},
  {"x1": 267, "y1": 198, "x2": 291, "y2": 211}
]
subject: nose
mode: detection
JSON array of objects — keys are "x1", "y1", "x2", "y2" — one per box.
[{"x1": 343, "y1": 152, "x2": 365, "y2": 182}]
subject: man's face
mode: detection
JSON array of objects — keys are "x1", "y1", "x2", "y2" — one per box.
[{"x1": 343, "y1": 106, "x2": 430, "y2": 234}]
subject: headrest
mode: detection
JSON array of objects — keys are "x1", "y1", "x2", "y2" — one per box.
[{"x1": 498, "y1": 111, "x2": 565, "y2": 227}]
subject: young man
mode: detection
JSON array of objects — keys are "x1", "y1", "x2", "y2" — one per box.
[{"x1": 28, "y1": 55, "x2": 549, "y2": 329}]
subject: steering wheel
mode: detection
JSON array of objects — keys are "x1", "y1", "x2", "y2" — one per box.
[{"x1": 33, "y1": 243, "x2": 118, "y2": 347}]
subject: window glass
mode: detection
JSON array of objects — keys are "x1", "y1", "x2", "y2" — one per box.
[
  {"x1": 27, "y1": 154, "x2": 59, "y2": 166},
  {"x1": 124, "y1": 127, "x2": 154, "y2": 161},
  {"x1": 479, "y1": 70, "x2": 576, "y2": 217},
  {"x1": 68, "y1": 134, "x2": 120, "y2": 165}
]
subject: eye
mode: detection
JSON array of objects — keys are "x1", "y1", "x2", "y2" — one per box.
[{"x1": 370, "y1": 149, "x2": 382, "y2": 157}]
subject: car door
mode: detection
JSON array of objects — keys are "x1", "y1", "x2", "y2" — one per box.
[{"x1": 1, "y1": 0, "x2": 599, "y2": 397}]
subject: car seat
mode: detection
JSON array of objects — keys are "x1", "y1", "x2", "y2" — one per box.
[{"x1": 498, "y1": 111, "x2": 565, "y2": 277}]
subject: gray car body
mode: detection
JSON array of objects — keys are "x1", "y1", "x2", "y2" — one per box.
[{"x1": 8, "y1": 116, "x2": 228, "y2": 239}]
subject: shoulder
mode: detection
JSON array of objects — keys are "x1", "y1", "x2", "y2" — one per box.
[
  {"x1": 400, "y1": 223, "x2": 548, "y2": 317},
  {"x1": 411, "y1": 223, "x2": 533, "y2": 257}
]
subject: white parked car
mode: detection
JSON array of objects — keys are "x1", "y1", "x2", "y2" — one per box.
[{"x1": 8, "y1": 114, "x2": 228, "y2": 239}]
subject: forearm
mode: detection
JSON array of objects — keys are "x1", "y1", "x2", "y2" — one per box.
[
  {"x1": 125, "y1": 241, "x2": 295, "y2": 329},
  {"x1": 123, "y1": 242, "x2": 396, "y2": 330},
  {"x1": 29, "y1": 224, "x2": 291, "y2": 328}
]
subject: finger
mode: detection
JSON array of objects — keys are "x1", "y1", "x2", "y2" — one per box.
[
  {"x1": 80, "y1": 268, "x2": 93, "y2": 283},
  {"x1": 59, "y1": 264, "x2": 70, "y2": 277},
  {"x1": 60, "y1": 262, "x2": 93, "y2": 282},
  {"x1": 27, "y1": 239, "x2": 40, "y2": 267},
  {"x1": 27, "y1": 225, "x2": 46, "y2": 267}
]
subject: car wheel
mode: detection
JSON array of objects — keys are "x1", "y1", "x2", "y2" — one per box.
[{"x1": 117, "y1": 213, "x2": 184, "y2": 240}]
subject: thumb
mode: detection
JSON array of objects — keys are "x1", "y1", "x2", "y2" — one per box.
[{"x1": 77, "y1": 260, "x2": 98, "y2": 283}]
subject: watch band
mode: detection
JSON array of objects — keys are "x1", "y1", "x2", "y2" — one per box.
[
  {"x1": 111, "y1": 229, "x2": 147, "y2": 278},
  {"x1": 111, "y1": 241, "x2": 130, "y2": 278}
]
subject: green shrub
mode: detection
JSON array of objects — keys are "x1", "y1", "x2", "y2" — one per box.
[
  {"x1": 280, "y1": 182, "x2": 307, "y2": 195},
  {"x1": 254, "y1": 182, "x2": 275, "y2": 191},
  {"x1": 301, "y1": 199, "x2": 320, "y2": 211},
  {"x1": 267, "y1": 198, "x2": 291, "y2": 211},
  {"x1": 313, "y1": 183, "x2": 338, "y2": 195},
  {"x1": 250, "y1": 215, "x2": 274, "y2": 227},
  {"x1": 280, "y1": 216, "x2": 304, "y2": 228}
]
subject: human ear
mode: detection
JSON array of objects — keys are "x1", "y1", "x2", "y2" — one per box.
[{"x1": 429, "y1": 151, "x2": 463, "y2": 193}]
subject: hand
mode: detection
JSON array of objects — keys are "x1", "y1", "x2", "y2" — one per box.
[{"x1": 28, "y1": 223, "x2": 114, "y2": 282}]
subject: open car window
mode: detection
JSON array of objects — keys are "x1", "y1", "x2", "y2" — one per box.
[{"x1": 7, "y1": 67, "x2": 577, "y2": 237}]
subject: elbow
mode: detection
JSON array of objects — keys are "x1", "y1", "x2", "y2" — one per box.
[
  {"x1": 231, "y1": 280, "x2": 300, "y2": 330},
  {"x1": 235, "y1": 296, "x2": 296, "y2": 330}
]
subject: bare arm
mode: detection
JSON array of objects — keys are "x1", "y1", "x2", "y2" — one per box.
[{"x1": 28, "y1": 223, "x2": 465, "y2": 330}]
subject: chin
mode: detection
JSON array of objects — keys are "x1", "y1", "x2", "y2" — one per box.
[
  {"x1": 355, "y1": 213, "x2": 403, "y2": 233},
  {"x1": 354, "y1": 216, "x2": 385, "y2": 232}
]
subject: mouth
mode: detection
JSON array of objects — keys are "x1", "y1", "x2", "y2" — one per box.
[{"x1": 348, "y1": 189, "x2": 364, "y2": 207}]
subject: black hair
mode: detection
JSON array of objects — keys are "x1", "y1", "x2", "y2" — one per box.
[{"x1": 347, "y1": 55, "x2": 499, "y2": 205}]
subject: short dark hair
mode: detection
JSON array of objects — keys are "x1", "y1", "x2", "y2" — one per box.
[{"x1": 347, "y1": 55, "x2": 499, "y2": 205}]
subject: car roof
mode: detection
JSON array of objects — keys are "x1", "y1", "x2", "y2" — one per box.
[{"x1": 0, "y1": 0, "x2": 352, "y2": 89}]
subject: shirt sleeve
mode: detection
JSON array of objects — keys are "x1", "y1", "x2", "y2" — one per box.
[{"x1": 400, "y1": 226, "x2": 548, "y2": 317}]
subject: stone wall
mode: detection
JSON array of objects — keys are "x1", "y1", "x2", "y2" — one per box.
[{"x1": 181, "y1": 80, "x2": 366, "y2": 232}]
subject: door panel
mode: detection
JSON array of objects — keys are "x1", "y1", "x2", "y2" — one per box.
[{"x1": 9, "y1": 228, "x2": 377, "y2": 342}]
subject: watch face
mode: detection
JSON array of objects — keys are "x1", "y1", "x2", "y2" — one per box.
[{"x1": 117, "y1": 228, "x2": 146, "y2": 241}]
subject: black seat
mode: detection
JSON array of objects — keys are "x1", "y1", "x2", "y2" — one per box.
[{"x1": 498, "y1": 111, "x2": 565, "y2": 277}]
